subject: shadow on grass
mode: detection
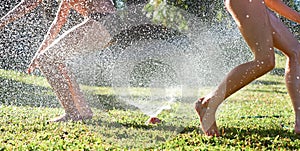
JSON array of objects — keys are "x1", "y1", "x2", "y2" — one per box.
[
  {"x1": 222, "y1": 126, "x2": 298, "y2": 138},
  {"x1": 252, "y1": 79, "x2": 283, "y2": 85},
  {"x1": 221, "y1": 127, "x2": 300, "y2": 149},
  {"x1": 0, "y1": 77, "x2": 59, "y2": 108},
  {"x1": 85, "y1": 118, "x2": 185, "y2": 133},
  {"x1": 87, "y1": 94, "x2": 137, "y2": 111},
  {"x1": 179, "y1": 125, "x2": 299, "y2": 139},
  {"x1": 0, "y1": 77, "x2": 136, "y2": 111},
  {"x1": 175, "y1": 125, "x2": 300, "y2": 149},
  {"x1": 270, "y1": 67, "x2": 285, "y2": 76},
  {"x1": 245, "y1": 88, "x2": 287, "y2": 94}
]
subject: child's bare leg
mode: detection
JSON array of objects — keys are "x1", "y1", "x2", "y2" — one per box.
[
  {"x1": 285, "y1": 52, "x2": 300, "y2": 134},
  {"x1": 36, "y1": 19, "x2": 111, "y2": 121},
  {"x1": 38, "y1": 63, "x2": 82, "y2": 122},
  {"x1": 284, "y1": 47, "x2": 300, "y2": 134},
  {"x1": 195, "y1": 58, "x2": 275, "y2": 135},
  {"x1": 268, "y1": 12, "x2": 300, "y2": 134},
  {"x1": 58, "y1": 64, "x2": 93, "y2": 118},
  {"x1": 195, "y1": 0, "x2": 276, "y2": 136}
]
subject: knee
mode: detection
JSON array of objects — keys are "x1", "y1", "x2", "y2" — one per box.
[
  {"x1": 265, "y1": 57, "x2": 275, "y2": 71},
  {"x1": 36, "y1": 47, "x2": 65, "y2": 66},
  {"x1": 256, "y1": 55, "x2": 275, "y2": 72},
  {"x1": 34, "y1": 53, "x2": 51, "y2": 73},
  {"x1": 286, "y1": 47, "x2": 300, "y2": 62},
  {"x1": 36, "y1": 50, "x2": 63, "y2": 73},
  {"x1": 36, "y1": 52, "x2": 51, "y2": 67}
]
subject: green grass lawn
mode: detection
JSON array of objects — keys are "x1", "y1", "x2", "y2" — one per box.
[{"x1": 1, "y1": 53, "x2": 300, "y2": 150}]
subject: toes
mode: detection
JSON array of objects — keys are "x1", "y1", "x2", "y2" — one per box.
[{"x1": 205, "y1": 129, "x2": 220, "y2": 137}]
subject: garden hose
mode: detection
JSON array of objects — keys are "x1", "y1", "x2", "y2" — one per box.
[{"x1": 240, "y1": 115, "x2": 281, "y2": 119}]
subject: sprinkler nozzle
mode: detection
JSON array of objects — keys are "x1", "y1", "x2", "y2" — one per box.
[{"x1": 146, "y1": 117, "x2": 161, "y2": 124}]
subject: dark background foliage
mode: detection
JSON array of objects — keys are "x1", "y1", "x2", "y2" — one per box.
[{"x1": 0, "y1": 0, "x2": 299, "y2": 71}]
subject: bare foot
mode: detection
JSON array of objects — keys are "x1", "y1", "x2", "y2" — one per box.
[
  {"x1": 194, "y1": 97, "x2": 220, "y2": 136},
  {"x1": 295, "y1": 119, "x2": 300, "y2": 134},
  {"x1": 58, "y1": 63, "x2": 94, "y2": 120},
  {"x1": 47, "y1": 113, "x2": 91, "y2": 123},
  {"x1": 80, "y1": 113, "x2": 93, "y2": 120}
]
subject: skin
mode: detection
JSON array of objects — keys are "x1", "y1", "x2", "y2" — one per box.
[
  {"x1": 0, "y1": 0, "x2": 115, "y2": 122},
  {"x1": 195, "y1": 0, "x2": 300, "y2": 136},
  {"x1": 1, "y1": 0, "x2": 160, "y2": 123}
]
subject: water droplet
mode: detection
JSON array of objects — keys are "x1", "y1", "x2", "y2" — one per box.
[
  {"x1": 261, "y1": 61, "x2": 264, "y2": 64},
  {"x1": 246, "y1": 15, "x2": 250, "y2": 18},
  {"x1": 297, "y1": 76, "x2": 299, "y2": 79},
  {"x1": 272, "y1": 32, "x2": 276, "y2": 35},
  {"x1": 249, "y1": 0, "x2": 252, "y2": 2}
]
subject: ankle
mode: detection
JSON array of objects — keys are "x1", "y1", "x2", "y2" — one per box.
[
  {"x1": 66, "y1": 112, "x2": 82, "y2": 120},
  {"x1": 197, "y1": 98, "x2": 219, "y2": 111}
]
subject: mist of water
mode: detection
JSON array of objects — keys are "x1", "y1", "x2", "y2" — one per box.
[{"x1": 0, "y1": 1, "x2": 252, "y2": 148}]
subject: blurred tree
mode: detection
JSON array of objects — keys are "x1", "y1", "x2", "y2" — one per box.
[
  {"x1": 143, "y1": 0, "x2": 227, "y2": 29},
  {"x1": 281, "y1": 0, "x2": 300, "y2": 39},
  {"x1": 144, "y1": 0, "x2": 299, "y2": 38},
  {"x1": 0, "y1": 0, "x2": 299, "y2": 70}
]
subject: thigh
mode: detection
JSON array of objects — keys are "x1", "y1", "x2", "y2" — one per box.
[
  {"x1": 40, "y1": 19, "x2": 111, "y2": 62},
  {"x1": 269, "y1": 12, "x2": 300, "y2": 56},
  {"x1": 225, "y1": 0, "x2": 275, "y2": 59}
]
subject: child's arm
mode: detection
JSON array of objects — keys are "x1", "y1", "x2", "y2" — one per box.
[
  {"x1": 0, "y1": 0, "x2": 43, "y2": 29},
  {"x1": 27, "y1": 1, "x2": 71, "y2": 73},
  {"x1": 265, "y1": 0, "x2": 300, "y2": 24}
]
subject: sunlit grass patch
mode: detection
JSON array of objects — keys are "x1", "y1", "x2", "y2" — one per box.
[{"x1": 2, "y1": 54, "x2": 300, "y2": 150}]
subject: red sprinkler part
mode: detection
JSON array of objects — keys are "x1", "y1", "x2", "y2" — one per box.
[{"x1": 147, "y1": 117, "x2": 161, "y2": 124}]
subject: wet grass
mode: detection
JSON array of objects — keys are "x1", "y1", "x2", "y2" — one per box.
[{"x1": 1, "y1": 53, "x2": 300, "y2": 150}]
